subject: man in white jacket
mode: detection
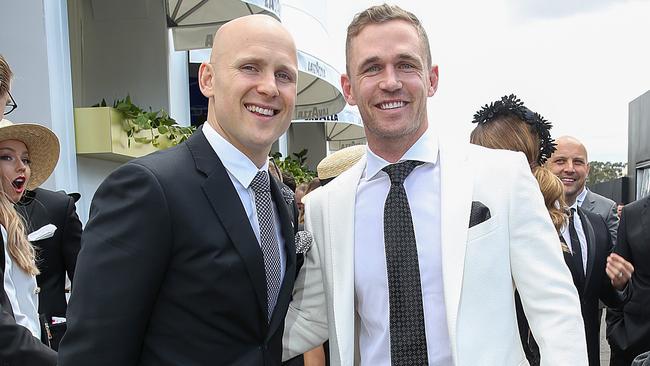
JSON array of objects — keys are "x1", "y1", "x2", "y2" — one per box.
[{"x1": 282, "y1": 4, "x2": 589, "y2": 366}]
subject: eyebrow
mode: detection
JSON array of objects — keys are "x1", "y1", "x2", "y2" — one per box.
[{"x1": 357, "y1": 53, "x2": 423, "y2": 72}]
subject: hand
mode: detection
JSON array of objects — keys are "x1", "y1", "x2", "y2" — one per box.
[{"x1": 606, "y1": 253, "x2": 634, "y2": 290}]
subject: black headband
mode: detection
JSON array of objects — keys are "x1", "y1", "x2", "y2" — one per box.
[{"x1": 472, "y1": 94, "x2": 556, "y2": 165}]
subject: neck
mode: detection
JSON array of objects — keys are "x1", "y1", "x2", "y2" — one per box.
[
  {"x1": 207, "y1": 118, "x2": 269, "y2": 169},
  {"x1": 366, "y1": 128, "x2": 426, "y2": 163}
]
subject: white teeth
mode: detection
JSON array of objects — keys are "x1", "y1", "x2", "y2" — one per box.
[
  {"x1": 246, "y1": 105, "x2": 274, "y2": 116},
  {"x1": 379, "y1": 101, "x2": 405, "y2": 110}
]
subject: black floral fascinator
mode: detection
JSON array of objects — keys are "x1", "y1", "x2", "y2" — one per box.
[{"x1": 472, "y1": 94, "x2": 556, "y2": 165}]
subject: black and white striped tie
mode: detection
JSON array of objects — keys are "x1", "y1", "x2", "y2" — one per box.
[{"x1": 250, "y1": 171, "x2": 282, "y2": 321}]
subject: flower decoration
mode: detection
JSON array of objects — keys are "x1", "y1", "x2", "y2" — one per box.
[{"x1": 472, "y1": 94, "x2": 556, "y2": 165}]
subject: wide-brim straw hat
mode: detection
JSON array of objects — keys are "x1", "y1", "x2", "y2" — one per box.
[
  {"x1": 0, "y1": 119, "x2": 60, "y2": 189},
  {"x1": 317, "y1": 144, "x2": 366, "y2": 181}
]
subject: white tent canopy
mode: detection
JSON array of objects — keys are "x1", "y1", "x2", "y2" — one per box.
[
  {"x1": 166, "y1": 0, "x2": 281, "y2": 51},
  {"x1": 292, "y1": 105, "x2": 366, "y2": 152}
]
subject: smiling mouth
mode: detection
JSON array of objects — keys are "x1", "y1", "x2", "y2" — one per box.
[
  {"x1": 560, "y1": 177, "x2": 576, "y2": 184},
  {"x1": 12, "y1": 177, "x2": 26, "y2": 190},
  {"x1": 378, "y1": 101, "x2": 406, "y2": 110},
  {"x1": 245, "y1": 104, "x2": 278, "y2": 117}
]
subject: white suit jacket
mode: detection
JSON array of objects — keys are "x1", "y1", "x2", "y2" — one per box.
[{"x1": 283, "y1": 141, "x2": 588, "y2": 366}]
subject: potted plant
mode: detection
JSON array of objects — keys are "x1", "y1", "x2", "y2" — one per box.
[{"x1": 74, "y1": 96, "x2": 196, "y2": 162}]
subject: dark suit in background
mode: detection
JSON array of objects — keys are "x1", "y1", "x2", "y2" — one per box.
[
  {"x1": 16, "y1": 187, "x2": 82, "y2": 350},
  {"x1": 58, "y1": 131, "x2": 296, "y2": 365},
  {"x1": 607, "y1": 197, "x2": 650, "y2": 365},
  {"x1": 574, "y1": 209, "x2": 630, "y2": 366},
  {"x1": 0, "y1": 236, "x2": 57, "y2": 365}
]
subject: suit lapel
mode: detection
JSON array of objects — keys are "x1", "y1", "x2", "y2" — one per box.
[
  {"x1": 328, "y1": 157, "x2": 365, "y2": 362},
  {"x1": 187, "y1": 131, "x2": 268, "y2": 318},
  {"x1": 579, "y1": 209, "x2": 596, "y2": 292},
  {"x1": 439, "y1": 142, "x2": 472, "y2": 353},
  {"x1": 267, "y1": 177, "x2": 296, "y2": 337}
]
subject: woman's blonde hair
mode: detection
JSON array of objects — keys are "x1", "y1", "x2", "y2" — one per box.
[
  {"x1": 0, "y1": 54, "x2": 11, "y2": 97},
  {"x1": 0, "y1": 56, "x2": 39, "y2": 276},
  {"x1": 533, "y1": 167, "x2": 568, "y2": 232},
  {"x1": 0, "y1": 186, "x2": 38, "y2": 276}
]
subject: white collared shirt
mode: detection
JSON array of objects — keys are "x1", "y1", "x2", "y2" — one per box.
[
  {"x1": 354, "y1": 128, "x2": 452, "y2": 365},
  {"x1": 561, "y1": 202, "x2": 588, "y2": 274},
  {"x1": 2, "y1": 225, "x2": 40, "y2": 337},
  {"x1": 202, "y1": 123, "x2": 286, "y2": 283},
  {"x1": 576, "y1": 188, "x2": 588, "y2": 207}
]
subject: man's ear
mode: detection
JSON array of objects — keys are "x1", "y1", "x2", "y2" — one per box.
[
  {"x1": 198, "y1": 62, "x2": 214, "y2": 98},
  {"x1": 428, "y1": 65, "x2": 439, "y2": 97},
  {"x1": 341, "y1": 74, "x2": 356, "y2": 105}
]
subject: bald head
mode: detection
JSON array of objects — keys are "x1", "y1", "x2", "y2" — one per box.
[
  {"x1": 555, "y1": 135, "x2": 589, "y2": 162},
  {"x1": 210, "y1": 15, "x2": 296, "y2": 64},
  {"x1": 197, "y1": 14, "x2": 298, "y2": 168},
  {"x1": 546, "y1": 135, "x2": 590, "y2": 205}
]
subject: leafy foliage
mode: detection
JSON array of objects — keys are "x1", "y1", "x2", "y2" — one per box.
[
  {"x1": 94, "y1": 95, "x2": 195, "y2": 148},
  {"x1": 587, "y1": 161, "x2": 626, "y2": 186},
  {"x1": 271, "y1": 149, "x2": 316, "y2": 184}
]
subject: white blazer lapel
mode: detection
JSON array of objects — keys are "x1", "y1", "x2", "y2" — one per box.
[
  {"x1": 439, "y1": 142, "x2": 474, "y2": 358},
  {"x1": 327, "y1": 156, "x2": 366, "y2": 364}
]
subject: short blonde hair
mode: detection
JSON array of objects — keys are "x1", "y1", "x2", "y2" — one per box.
[{"x1": 345, "y1": 4, "x2": 432, "y2": 75}]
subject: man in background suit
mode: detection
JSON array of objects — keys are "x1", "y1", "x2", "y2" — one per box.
[
  {"x1": 548, "y1": 135, "x2": 619, "y2": 244},
  {"x1": 16, "y1": 188, "x2": 82, "y2": 350},
  {"x1": 59, "y1": 15, "x2": 298, "y2": 365},
  {"x1": 283, "y1": 5, "x2": 588, "y2": 365},
  {"x1": 547, "y1": 141, "x2": 634, "y2": 365},
  {"x1": 607, "y1": 196, "x2": 650, "y2": 365},
  {"x1": 564, "y1": 207, "x2": 632, "y2": 365}
]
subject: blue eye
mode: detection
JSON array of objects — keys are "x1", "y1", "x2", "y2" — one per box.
[
  {"x1": 276, "y1": 71, "x2": 293, "y2": 82},
  {"x1": 241, "y1": 65, "x2": 258, "y2": 72},
  {"x1": 365, "y1": 65, "x2": 381, "y2": 73}
]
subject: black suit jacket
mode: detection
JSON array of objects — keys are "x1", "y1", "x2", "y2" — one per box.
[
  {"x1": 607, "y1": 197, "x2": 650, "y2": 352},
  {"x1": 0, "y1": 236, "x2": 57, "y2": 365},
  {"x1": 16, "y1": 188, "x2": 82, "y2": 319},
  {"x1": 565, "y1": 208, "x2": 629, "y2": 366},
  {"x1": 58, "y1": 130, "x2": 297, "y2": 366}
]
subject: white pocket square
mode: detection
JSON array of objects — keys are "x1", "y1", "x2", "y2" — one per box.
[{"x1": 28, "y1": 224, "x2": 57, "y2": 241}]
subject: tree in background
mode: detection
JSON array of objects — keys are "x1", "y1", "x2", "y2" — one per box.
[{"x1": 587, "y1": 161, "x2": 626, "y2": 186}]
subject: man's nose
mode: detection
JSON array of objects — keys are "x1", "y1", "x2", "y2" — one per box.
[
  {"x1": 257, "y1": 72, "x2": 280, "y2": 97},
  {"x1": 379, "y1": 67, "x2": 402, "y2": 92}
]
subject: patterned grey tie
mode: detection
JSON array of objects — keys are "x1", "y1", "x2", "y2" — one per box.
[
  {"x1": 250, "y1": 171, "x2": 282, "y2": 321},
  {"x1": 382, "y1": 160, "x2": 428, "y2": 365}
]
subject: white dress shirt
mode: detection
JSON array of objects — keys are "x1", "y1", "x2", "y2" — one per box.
[
  {"x1": 202, "y1": 123, "x2": 286, "y2": 283},
  {"x1": 2, "y1": 225, "x2": 40, "y2": 337},
  {"x1": 354, "y1": 128, "x2": 452, "y2": 365},
  {"x1": 561, "y1": 202, "x2": 588, "y2": 274}
]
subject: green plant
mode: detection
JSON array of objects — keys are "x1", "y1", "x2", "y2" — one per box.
[
  {"x1": 272, "y1": 149, "x2": 316, "y2": 184},
  {"x1": 94, "y1": 95, "x2": 196, "y2": 148}
]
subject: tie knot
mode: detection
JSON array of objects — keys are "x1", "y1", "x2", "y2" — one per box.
[
  {"x1": 382, "y1": 160, "x2": 423, "y2": 185},
  {"x1": 250, "y1": 171, "x2": 270, "y2": 194}
]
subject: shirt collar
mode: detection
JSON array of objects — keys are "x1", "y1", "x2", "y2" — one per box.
[
  {"x1": 365, "y1": 127, "x2": 439, "y2": 180},
  {"x1": 576, "y1": 187, "x2": 588, "y2": 206},
  {"x1": 202, "y1": 123, "x2": 269, "y2": 188}
]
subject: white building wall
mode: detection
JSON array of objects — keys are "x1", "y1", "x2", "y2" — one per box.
[{"x1": 0, "y1": 0, "x2": 80, "y2": 211}]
